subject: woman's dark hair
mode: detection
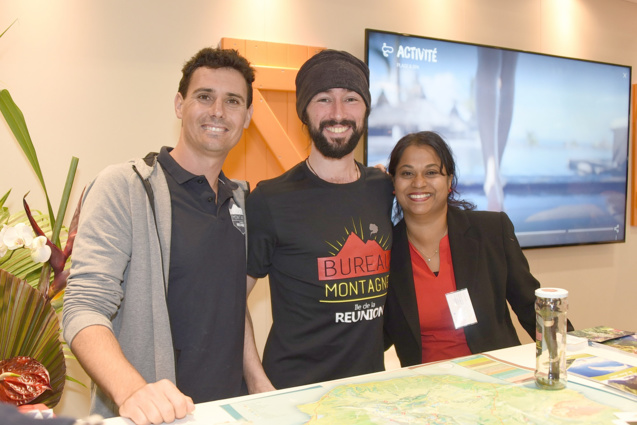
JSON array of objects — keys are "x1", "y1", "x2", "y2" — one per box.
[
  {"x1": 178, "y1": 47, "x2": 255, "y2": 107},
  {"x1": 387, "y1": 131, "x2": 475, "y2": 221}
]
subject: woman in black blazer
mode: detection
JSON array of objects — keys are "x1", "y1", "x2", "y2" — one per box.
[{"x1": 384, "y1": 131, "x2": 540, "y2": 367}]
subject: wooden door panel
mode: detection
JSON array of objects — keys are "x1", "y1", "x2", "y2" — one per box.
[
  {"x1": 251, "y1": 88, "x2": 302, "y2": 169},
  {"x1": 220, "y1": 38, "x2": 324, "y2": 188}
]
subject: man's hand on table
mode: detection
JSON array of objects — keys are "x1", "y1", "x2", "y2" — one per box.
[{"x1": 118, "y1": 379, "x2": 195, "y2": 425}]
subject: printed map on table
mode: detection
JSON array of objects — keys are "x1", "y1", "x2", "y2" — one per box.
[{"x1": 220, "y1": 355, "x2": 636, "y2": 425}]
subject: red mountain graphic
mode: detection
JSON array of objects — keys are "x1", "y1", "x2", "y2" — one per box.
[{"x1": 317, "y1": 233, "x2": 390, "y2": 281}]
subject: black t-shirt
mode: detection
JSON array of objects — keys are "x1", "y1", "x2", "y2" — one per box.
[
  {"x1": 247, "y1": 161, "x2": 393, "y2": 389},
  {"x1": 158, "y1": 147, "x2": 246, "y2": 403}
]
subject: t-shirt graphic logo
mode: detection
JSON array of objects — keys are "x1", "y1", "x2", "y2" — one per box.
[{"x1": 317, "y1": 219, "x2": 390, "y2": 281}]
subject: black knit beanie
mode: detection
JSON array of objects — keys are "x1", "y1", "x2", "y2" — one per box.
[{"x1": 295, "y1": 49, "x2": 371, "y2": 124}]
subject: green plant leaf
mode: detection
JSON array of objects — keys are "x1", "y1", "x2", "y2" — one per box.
[
  {"x1": 0, "y1": 270, "x2": 65, "y2": 407},
  {"x1": 50, "y1": 157, "x2": 79, "y2": 247},
  {"x1": 0, "y1": 19, "x2": 18, "y2": 37},
  {"x1": 0, "y1": 190, "x2": 10, "y2": 224},
  {"x1": 64, "y1": 375, "x2": 87, "y2": 388},
  {"x1": 0, "y1": 89, "x2": 56, "y2": 228},
  {"x1": 0, "y1": 190, "x2": 10, "y2": 208},
  {"x1": 0, "y1": 20, "x2": 17, "y2": 39}
]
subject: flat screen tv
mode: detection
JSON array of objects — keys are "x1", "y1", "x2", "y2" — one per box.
[{"x1": 365, "y1": 28, "x2": 632, "y2": 249}]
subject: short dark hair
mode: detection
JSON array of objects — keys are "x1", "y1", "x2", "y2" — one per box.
[
  {"x1": 178, "y1": 47, "x2": 255, "y2": 107},
  {"x1": 388, "y1": 131, "x2": 475, "y2": 220}
]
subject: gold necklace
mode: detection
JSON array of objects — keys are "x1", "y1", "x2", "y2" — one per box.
[
  {"x1": 407, "y1": 228, "x2": 448, "y2": 262},
  {"x1": 409, "y1": 240, "x2": 439, "y2": 262},
  {"x1": 305, "y1": 158, "x2": 360, "y2": 181}
]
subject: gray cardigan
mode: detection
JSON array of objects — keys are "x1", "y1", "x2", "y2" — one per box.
[{"x1": 62, "y1": 154, "x2": 248, "y2": 418}]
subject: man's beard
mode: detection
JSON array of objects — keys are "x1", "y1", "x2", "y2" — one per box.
[{"x1": 309, "y1": 119, "x2": 365, "y2": 159}]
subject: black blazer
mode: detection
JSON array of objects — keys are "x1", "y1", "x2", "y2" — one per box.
[{"x1": 384, "y1": 207, "x2": 540, "y2": 367}]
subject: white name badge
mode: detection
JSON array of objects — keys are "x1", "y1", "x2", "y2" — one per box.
[{"x1": 445, "y1": 288, "x2": 478, "y2": 329}]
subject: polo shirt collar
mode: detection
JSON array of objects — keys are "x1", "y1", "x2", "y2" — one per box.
[{"x1": 157, "y1": 146, "x2": 238, "y2": 191}]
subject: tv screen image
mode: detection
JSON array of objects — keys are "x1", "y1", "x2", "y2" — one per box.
[{"x1": 365, "y1": 29, "x2": 632, "y2": 249}]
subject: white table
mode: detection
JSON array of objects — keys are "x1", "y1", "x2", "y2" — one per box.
[{"x1": 104, "y1": 342, "x2": 637, "y2": 424}]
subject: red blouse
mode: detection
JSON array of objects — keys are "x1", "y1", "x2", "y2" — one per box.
[{"x1": 409, "y1": 235, "x2": 472, "y2": 363}]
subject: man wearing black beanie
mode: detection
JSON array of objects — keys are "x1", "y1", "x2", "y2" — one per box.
[{"x1": 243, "y1": 50, "x2": 394, "y2": 391}]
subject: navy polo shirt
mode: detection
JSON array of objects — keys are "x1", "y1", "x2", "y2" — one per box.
[{"x1": 157, "y1": 147, "x2": 246, "y2": 403}]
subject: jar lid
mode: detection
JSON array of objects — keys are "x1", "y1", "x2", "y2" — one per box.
[{"x1": 535, "y1": 288, "x2": 568, "y2": 298}]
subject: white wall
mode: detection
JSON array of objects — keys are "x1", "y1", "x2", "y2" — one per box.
[{"x1": 1, "y1": 0, "x2": 636, "y2": 419}]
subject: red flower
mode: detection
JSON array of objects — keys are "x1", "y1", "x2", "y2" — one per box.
[{"x1": 0, "y1": 356, "x2": 52, "y2": 406}]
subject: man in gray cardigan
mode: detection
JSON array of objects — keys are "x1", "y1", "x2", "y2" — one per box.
[{"x1": 63, "y1": 47, "x2": 254, "y2": 424}]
